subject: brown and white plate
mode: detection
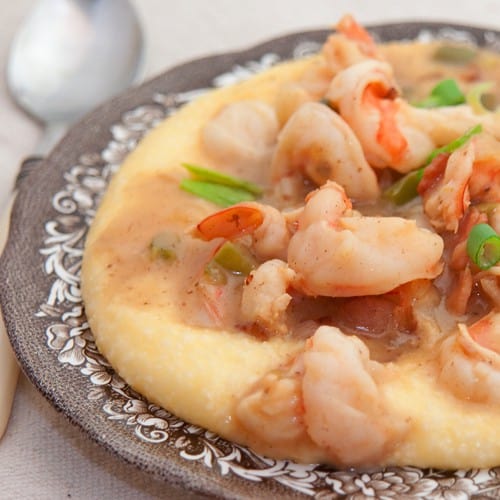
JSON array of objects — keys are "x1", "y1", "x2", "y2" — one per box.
[{"x1": 1, "y1": 22, "x2": 500, "y2": 499}]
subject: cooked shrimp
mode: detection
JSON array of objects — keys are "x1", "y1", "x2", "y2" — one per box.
[
  {"x1": 409, "y1": 105, "x2": 500, "y2": 147},
  {"x1": 336, "y1": 14, "x2": 379, "y2": 58},
  {"x1": 235, "y1": 325, "x2": 407, "y2": 467},
  {"x1": 249, "y1": 202, "x2": 291, "y2": 261},
  {"x1": 491, "y1": 206, "x2": 500, "y2": 233},
  {"x1": 195, "y1": 182, "x2": 444, "y2": 297},
  {"x1": 274, "y1": 82, "x2": 313, "y2": 127},
  {"x1": 195, "y1": 202, "x2": 290, "y2": 261},
  {"x1": 276, "y1": 16, "x2": 374, "y2": 116},
  {"x1": 446, "y1": 265, "x2": 474, "y2": 316},
  {"x1": 296, "y1": 62, "x2": 336, "y2": 100},
  {"x1": 418, "y1": 140, "x2": 475, "y2": 233},
  {"x1": 322, "y1": 14, "x2": 380, "y2": 74},
  {"x1": 439, "y1": 311, "x2": 500, "y2": 404},
  {"x1": 275, "y1": 14, "x2": 378, "y2": 111},
  {"x1": 202, "y1": 100, "x2": 279, "y2": 182},
  {"x1": 302, "y1": 325, "x2": 407, "y2": 466},
  {"x1": 270, "y1": 102, "x2": 380, "y2": 202},
  {"x1": 288, "y1": 181, "x2": 444, "y2": 296},
  {"x1": 440, "y1": 208, "x2": 489, "y2": 315},
  {"x1": 419, "y1": 134, "x2": 500, "y2": 235},
  {"x1": 296, "y1": 178, "x2": 352, "y2": 226},
  {"x1": 234, "y1": 355, "x2": 323, "y2": 462},
  {"x1": 241, "y1": 259, "x2": 296, "y2": 335},
  {"x1": 479, "y1": 267, "x2": 500, "y2": 308},
  {"x1": 469, "y1": 133, "x2": 500, "y2": 203},
  {"x1": 326, "y1": 58, "x2": 500, "y2": 173},
  {"x1": 195, "y1": 204, "x2": 264, "y2": 241},
  {"x1": 326, "y1": 59, "x2": 436, "y2": 171},
  {"x1": 471, "y1": 160, "x2": 500, "y2": 203},
  {"x1": 322, "y1": 34, "x2": 370, "y2": 76}
]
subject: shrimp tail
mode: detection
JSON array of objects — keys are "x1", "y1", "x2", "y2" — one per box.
[
  {"x1": 195, "y1": 205, "x2": 264, "y2": 241},
  {"x1": 337, "y1": 14, "x2": 378, "y2": 58}
]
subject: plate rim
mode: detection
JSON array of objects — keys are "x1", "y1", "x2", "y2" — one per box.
[{"x1": 2, "y1": 20, "x2": 500, "y2": 499}]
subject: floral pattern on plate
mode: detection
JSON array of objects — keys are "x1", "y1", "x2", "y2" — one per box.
[{"x1": 5, "y1": 24, "x2": 500, "y2": 499}]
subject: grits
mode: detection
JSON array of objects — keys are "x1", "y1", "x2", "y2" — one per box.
[{"x1": 82, "y1": 17, "x2": 500, "y2": 468}]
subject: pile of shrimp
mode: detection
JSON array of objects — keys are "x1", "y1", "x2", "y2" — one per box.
[{"x1": 191, "y1": 15, "x2": 500, "y2": 466}]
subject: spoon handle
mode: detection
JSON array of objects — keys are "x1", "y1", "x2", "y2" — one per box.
[{"x1": 0, "y1": 194, "x2": 20, "y2": 441}]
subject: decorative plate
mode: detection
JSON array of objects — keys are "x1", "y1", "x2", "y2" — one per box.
[{"x1": 1, "y1": 22, "x2": 500, "y2": 499}]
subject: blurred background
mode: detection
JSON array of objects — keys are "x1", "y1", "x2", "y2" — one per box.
[{"x1": 0, "y1": 1, "x2": 499, "y2": 498}]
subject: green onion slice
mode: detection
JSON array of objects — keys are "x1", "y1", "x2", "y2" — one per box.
[
  {"x1": 415, "y1": 79, "x2": 465, "y2": 108},
  {"x1": 466, "y1": 81, "x2": 496, "y2": 114},
  {"x1": 213, "y1": 241, "x2": 256, "y2": 275},
  {"x1": 182, "y1": 163, "x2": 263, "y2": 195},
  {"x1": 180, "y1": 179, "x2": 257, "y2": 207},
  {"x1": 382, "y1": 167, "x2": 425, "y2": 205},
  {"x1": 466, "y1": 223, "x2": 500, "y2": 270},
  {"x1": 433, "y1": 44, "x2": 477, "y2": 64},
  {"x1": 150, "y1": 230, "x2": 180, "y2": 260},
  {"x1": 425, "y1": 124, "x2": 482, "y2": 165}
]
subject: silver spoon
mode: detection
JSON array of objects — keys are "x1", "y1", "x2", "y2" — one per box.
[
  {"x1": 7, "y1": 0, "x2": 144, "y2": 151},
  {"x1": 0, "y1": 0, "x2": 143, "y2": 440}
]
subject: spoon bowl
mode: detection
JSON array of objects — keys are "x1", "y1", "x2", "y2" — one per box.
[{"x1": 7, "y1": 0, "x2": 143, "y2": 128}]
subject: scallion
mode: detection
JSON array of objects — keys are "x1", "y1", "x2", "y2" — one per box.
[
  {"x1": 466, "y1": 81, "x2": 496, "y2": 114},
  {"x1": 466, "y1": 223, "x2": 500, "y2": 270},
  {"x1": 150, "y1": 230, "x2": 180, "y2": 260},
  {"x1": 433, "y1": 44, "x2": 477, "y2": 64},
  {"x1": 182, "y1": 163, "x2": 263, "y2": 195},
  {"x1": 415, "y1": 79, "x2": 465, "y2": 108},
  {"x1": 382, "y1": 167, "x2": 425, "y2": 205},
  {"x1": 213, "y1": 241, "x2": 256, "y2": 275},
  {"x1": 425, "y1": 124, "x2": 482, "y2": 165},
  {"x1": 180, "y1": 179, "x2": 257, "y2": 207},
  {"x1": 180, "y1": 163, "x2": 263, "y2": 207}
]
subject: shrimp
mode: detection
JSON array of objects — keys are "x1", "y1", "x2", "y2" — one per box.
[
  {"x1": 274, "y1": 82, "x2": 314, "y2": 127},
  {"x1": 241, "y1": 259, "x2": 295, "y2": 336},
  {"x1": 326, "y1": 57, "x2": 500, "y2": 173},
  {"x1": 419, "y1": 133, "x2": 500, "y2": 234},
  {"x1": 234, "y1": 354, "x2": 324, "y2": 462},
  {"x1": 195, "y1": 182, "x2": 443, "y2": 297},
  {"x1": 235, "y1": 325, "x2": 408, "y2": 466},
  {"x1": 479, "y1": 267, "x2": 500, "y2": 308},
  {"x1": 288, "y1": 181, "x2": 444, "y2": 297},
  {"x1": 418, "y1": 140, "x2": 476, "y2": 233},
  {"x1": 276, "y1": 14, "x2": 381, "y2": 118},
  {"x1": 202, "y1": 100, "x2": 279, "y2": 183},
  {"x1": 270, "y1": 102, "x2": 380, "y2": 202},
  {"x1": 275, "y1": 14, "x2": 375, "y2": 125},
  {"x1": 326, "y1": 59, "x2": 436, "y2": 171},
  {"x1": 446, "y1": 209, "x2": 484, "y2": 314},
  {"x1": 469, "y1": 133, "x2": 500, "y2": 203},
  {"x1": 322, "y1": 14, "x2": 380, "y2": 74},
  {"x1": 302, "y1": 326, "x2": 407, "y2": 466},
  {"x1": 409, "y1": 105, "x2": 500, "y2": 147},
  {"x1": 471, "y1": 160, "x2": 500, "y2": 203},
  {"x1": 438, "y1": 311, "x2": 500, "y2": 404},
  {"x1": 195, "y1": 202, "x2": 290, "y2": 261}
]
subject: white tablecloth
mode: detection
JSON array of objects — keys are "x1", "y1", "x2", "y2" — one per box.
[{"x1": 0, "y1": 1, "x2": 499, "y2": 498}]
